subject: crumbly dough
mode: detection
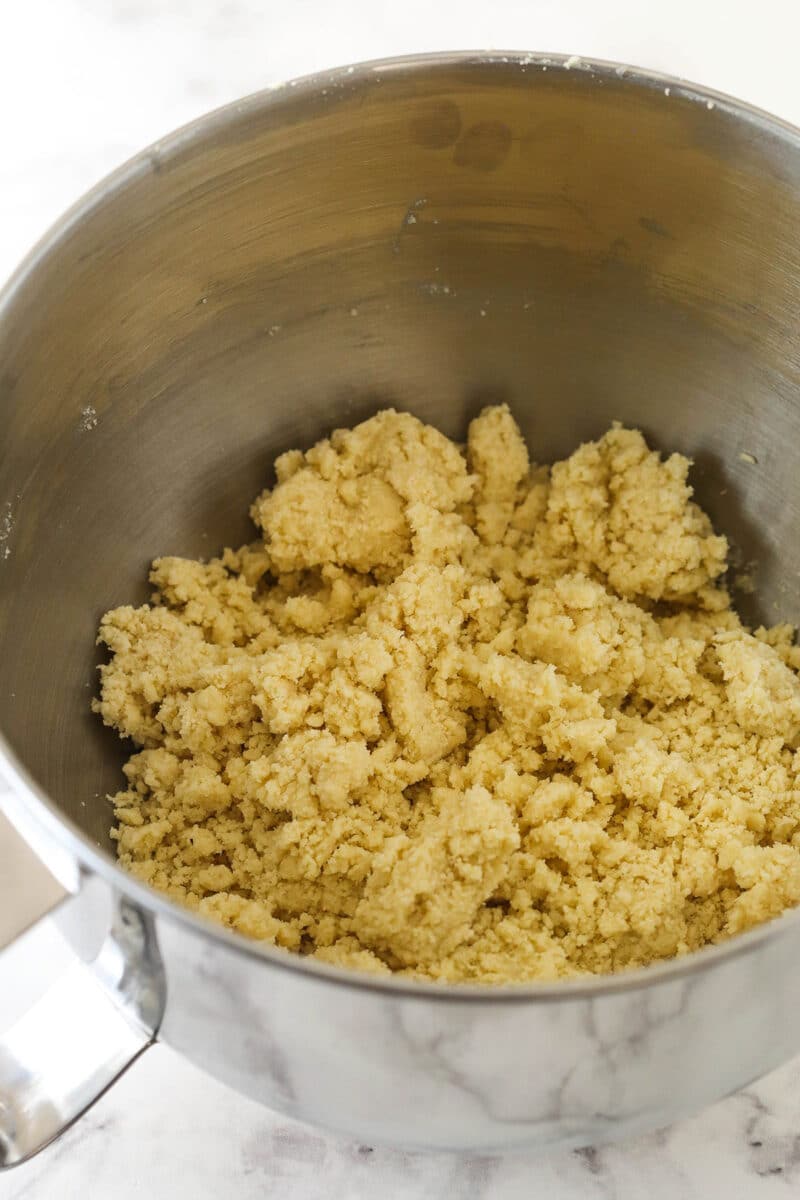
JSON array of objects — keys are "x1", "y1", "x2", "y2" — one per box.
[{"x1": 95, "y1": 407, "x2": 800, "y2": 983}]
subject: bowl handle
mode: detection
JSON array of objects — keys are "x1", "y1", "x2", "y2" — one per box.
[{"x1": 0, "y1": 806, "x2": 163, "y2": 1168}]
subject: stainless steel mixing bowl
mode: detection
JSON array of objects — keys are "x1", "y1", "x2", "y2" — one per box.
[{"x1": 3, "y1": 51, "x2": 800, "y2": 1166}]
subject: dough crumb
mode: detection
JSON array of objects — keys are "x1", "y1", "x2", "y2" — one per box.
[{"x1": 95, "y1": 406, "x2": 800, "y2": 983}]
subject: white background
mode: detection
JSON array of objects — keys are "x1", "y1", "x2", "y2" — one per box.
[{"x1": 3, "y1": 1, "x2": 800, "y2": 1196}]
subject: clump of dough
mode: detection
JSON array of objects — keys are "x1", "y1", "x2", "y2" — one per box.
[{"x1": 95, "y1": 406, "x2": 800, "y2": 983}]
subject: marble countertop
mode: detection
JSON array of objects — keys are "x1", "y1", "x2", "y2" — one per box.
[{"x1": 3, "y1": 1, "x2": 800, "y2": 1195}]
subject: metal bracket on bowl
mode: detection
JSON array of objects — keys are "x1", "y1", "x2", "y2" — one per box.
[{"x1": 0, "y1": 807, "x2": 164, "y2": 1168}]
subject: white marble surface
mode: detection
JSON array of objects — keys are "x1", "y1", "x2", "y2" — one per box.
[
  {"x1": 5, "y1": 1033, "x2": 800, "y2": 1199},
  {"x1": 4, "y1": 0, "x2": 800, "y2": 1195}
]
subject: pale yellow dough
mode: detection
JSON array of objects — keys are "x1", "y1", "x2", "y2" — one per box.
[{"x1": 95, "y1": 407, "x2": 800, "y2": 983}]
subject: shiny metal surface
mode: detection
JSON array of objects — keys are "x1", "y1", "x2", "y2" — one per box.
[
  {"x1": 0, "y1": 873, "x2": 162, "y2": 1167},
  {"x1": 3, "y1": 52, "x2": 800, "y2": 1156}
]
